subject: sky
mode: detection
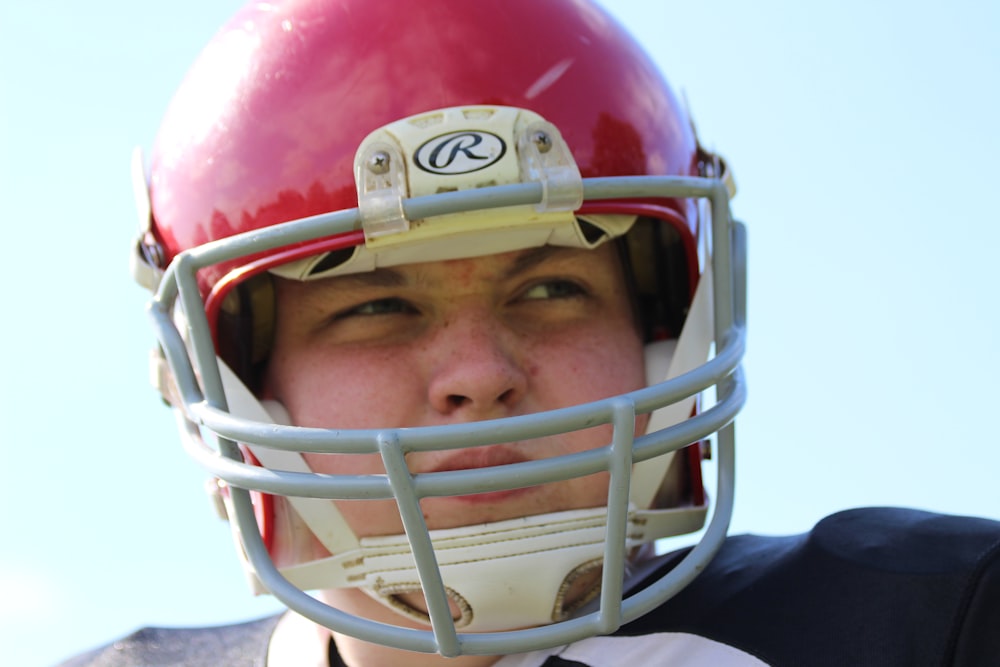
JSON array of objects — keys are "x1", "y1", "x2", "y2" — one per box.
[{"x1": 1, "y1": 1, "x2": 998, "y2": 665}]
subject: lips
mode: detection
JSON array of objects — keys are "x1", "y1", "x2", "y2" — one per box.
[
  {"x1": 424, "y1": 445, "x2": 535, "y2": 504},
  {"x1": 428, "y1": 445, "x2": 531, "y2": 473}
]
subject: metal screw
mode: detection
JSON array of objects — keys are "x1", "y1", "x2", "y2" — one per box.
[
  {"x1": 368, "y1": 150, "x2": 391, "y2": 174},
  {"x1": 531, "y1": 131, "x2": 552, "y2": 153},
  {"x1": 142, "y1": 239, "x2": 165, "y2": 268}
]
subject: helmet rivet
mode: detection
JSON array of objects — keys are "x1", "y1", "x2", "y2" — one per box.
[
  {"x1": 368, "y1": 150, "x2": 391, "y2": 174},
  {"x1": 531, "y1": 131, "x2": 553, "y2": 153},
  {"x1": 142, "y1": 239, "x2": 166, "y2": 268}
]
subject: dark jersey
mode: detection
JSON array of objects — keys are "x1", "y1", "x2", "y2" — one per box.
[
  {"x1": 58, "y1": 508, "x2": 1000, "y2": 666},
  {"x1": 56, "y1": 615, "x2": 280, "y2": 667}
]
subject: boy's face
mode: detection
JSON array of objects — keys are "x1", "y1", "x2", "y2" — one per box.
[{"x1": 263, "y1": 242, "x2": 648, "y2": 538}]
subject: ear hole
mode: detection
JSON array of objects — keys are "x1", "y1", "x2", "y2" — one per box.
[
  {"x1": 217, "y1": 273, "x2": 275, "y2": 392},
  {"x1": 619, "y1": 217, "x2": 690, "y2": 341}
]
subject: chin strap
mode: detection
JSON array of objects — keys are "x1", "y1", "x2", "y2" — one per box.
[{"x1": 271, "y1": 504, "x2": 705, "y2": 632}]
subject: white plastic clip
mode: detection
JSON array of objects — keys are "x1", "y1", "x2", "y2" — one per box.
[
  {"x1": 355, "y1": 140, "x2": 410, "y2": 241},
  {"x1": 129, "y1": 146, "x2": 165, "y2": 291},
  {"x1": 516, "y1": 121, "x2": 583, "y2": 213}
]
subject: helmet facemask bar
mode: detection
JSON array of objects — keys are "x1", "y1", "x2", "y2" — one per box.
[{"x1": 146, "y1": 172, "x2": 746, "y2": 657}]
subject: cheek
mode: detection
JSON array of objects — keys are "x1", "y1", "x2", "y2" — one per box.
[
  {"x1": 531, "y1": 321, "x2": 647, "y2": 409},
  {"x1": 269, "y1": 346, "x2": 417, "y2": 497},
  {"x1": 269, "y1": 345, "x2": 421, "y2": 430},
  {"x1": 522, "y1": 320, "x2": 647, "y2": 467}
]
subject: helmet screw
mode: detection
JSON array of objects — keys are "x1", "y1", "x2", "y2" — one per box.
[
  {"x1": 368, "y1": 150, "x2": 391, "y2": 174},
  {"x1": 531, "y1": 131, "x2": 553, "y2": 153},
  {"x1": 142, "y1": 238, "x2": 166, "y2": 268}
]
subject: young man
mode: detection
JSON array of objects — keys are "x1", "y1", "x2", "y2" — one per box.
[{"x1": 63, "y1": 0, "x2": 999, "y2": 665}]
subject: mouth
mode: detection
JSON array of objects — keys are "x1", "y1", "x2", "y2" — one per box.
[
  {"x1": 430, "y1": 445, "x2": 530, "y2": 472},
  {"x1": 425, "y1": 445, "x2": 536, "y2": 504}
]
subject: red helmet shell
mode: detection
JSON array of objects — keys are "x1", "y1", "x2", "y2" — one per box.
[{"x1": 148, "y1": 0, "x2": 700, "y2": 296}]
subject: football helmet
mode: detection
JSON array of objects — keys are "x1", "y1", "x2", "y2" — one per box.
[{"x1": 131, "y1": 0, "x2": 746, "y2": 657}]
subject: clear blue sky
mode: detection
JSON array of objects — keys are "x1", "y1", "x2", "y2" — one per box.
[{"x1": 2, "y1": 2, "x2": 998, "y2": 665}]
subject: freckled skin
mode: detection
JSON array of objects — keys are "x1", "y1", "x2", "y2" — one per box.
[{"x1": 264, "y1": 243, "x2": 648, "y2": 537}]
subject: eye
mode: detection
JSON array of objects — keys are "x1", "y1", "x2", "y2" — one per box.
[
  {"x1": 520, "y1": 279, "x2": 586, "y2": 301},
  {"x1": 340, "y1": 297, "x2": 417, "y2": 317}
]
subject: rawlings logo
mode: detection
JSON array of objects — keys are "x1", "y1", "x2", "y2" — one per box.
[{"x1": 414, "y1": 131, "x2": 507, "y2": 175}]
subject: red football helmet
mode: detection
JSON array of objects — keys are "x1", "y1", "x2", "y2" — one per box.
[{"x1": 132, "y1": 0, "x2": 745, "y2": 656}]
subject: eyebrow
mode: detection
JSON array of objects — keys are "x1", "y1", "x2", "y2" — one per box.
[
  {"x1": 321, "y1": 267, "x2": 407, "y2": 290},
  {"x1": 501, "y1": 245, "x2": 580, "y2": 281}
]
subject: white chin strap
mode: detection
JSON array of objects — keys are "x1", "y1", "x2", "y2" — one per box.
[
  {"x1": 281, "y1": 505, "x2": 704, "y2": 632},
  {"x1": 213, "y1": 262, "x2": 712, "y2": 631}
]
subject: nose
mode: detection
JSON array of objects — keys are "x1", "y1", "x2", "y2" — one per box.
[{"x1": 425, "y1": 308, "x2": 528, "y2": 419}]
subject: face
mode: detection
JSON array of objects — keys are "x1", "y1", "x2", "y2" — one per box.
[{"x1": 263, "y1": 242, "x2": 648, "y2": 539}]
